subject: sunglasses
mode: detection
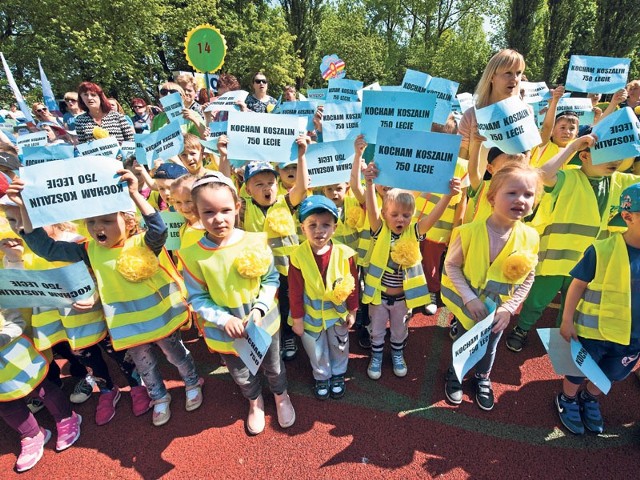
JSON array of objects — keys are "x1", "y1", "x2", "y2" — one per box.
[
  {"x1": 65, "y1": 99, "x2": 77, "y2": 103},
  {"x1": 133, "y1": 104, "x2": 145, "y2": 108},
  {"x1": 35, "y1": 107, "x2": 48, "y2": 113},
  {"x1": 254, "y1": 79, "x2": 268, "y2": 85},
  {"x1": 160, "y1": 88, "x2": 179, "y2": 96}
]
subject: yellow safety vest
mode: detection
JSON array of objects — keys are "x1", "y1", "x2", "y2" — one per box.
[
  {"x1": 356, "y1": 192, "x2": 383, "y2": 267},
  {"x1": 0, "y1": 335, "x2": 48, "y2": 402},
  {"x1": 441, "y1": 219, "x2": 539, "y2": 330},
  {"x1": 362, "y1": 222, "x2": 429, "y2": 309},
  {"x1": 534, "y1": 169, "x2": 640, "y2": 276},
  {"x1": 574, "y1": 233, "x2": 632, "y2": 345},
  {"x1": 463, "y1": 180, "x2": 492, "y2": 224},
  {"x1": 243, "y1": 196, "x2": 298, "y2": 275},
  {"x1": 178, "y1": 231, "x2": 280, "y2": 354},
  {"x1": 333, "y1": 196, "x2": 364, "y2": 253},
  {"x1": 289, "y1": 241, "x2": 356, "y2": 332},
  {"x1": 87, "y1": 235, "x2": 189, "y2": 351}
]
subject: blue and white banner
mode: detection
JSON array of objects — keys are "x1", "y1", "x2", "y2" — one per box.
[
  {"x1": 201, "y1": 121, "x2": 228, "y2": 153},
  {"x1": 0, "y1": 261, "x2": 96, "y2": 309},
  {"x1": 570, "y1": 339, "x2": 611, "y2": 394},
  {"x1": 120, "y1": 141, "x2": 136, "y2": 160},
  {"x1": 556, "y1": 97, "x2": 595, "y2": 126},
  {"x1": 374, "y1": 128, "x2": 460, "y2": 193},
  {"x1": 401, "y1": 69, "x2": 431, "y2": 93},
  {"x1": 135, "y1": 121, "x2": 184, "y2": 168},
  {"x1": 16, "y1": 131, "x2": 48, "y2": 152},
  {"x1": 0, "y1": 52, "x2": 34, "y2": 124},
  {"x1": 276, "y1": 101, "x2": 318, "y2": 131},
  {"x1": 38, "y1": 58, "x2": 61, "y2": 116},
  {"x1": 21, "y1": 144, "x2": 74, "y2": 167},
  {"x1": 305, "y1": 140, "x2": 355, "y2": 188},
  {"x1": 565, "y1": 55, "x2": 631, "y2": 94},
  {"x1": 159, "y1": 211, "x2": 185, "y2": 251},
  {"x1": 20, "y1": 156, "x2": 133, "y2": 228},
  {"x1": 326, "y1": 79, "x2": 363, "y2": 103},
  {"x1": 360, "y1": 90, "x2": 435, "y2": 143},
  {"x1": 203, "y1": 90, "x2": 249, "y2": 113},
  {"x1": 456, "y1": 93, "x2": 474, "y2": 113},
  {"x1": 452, "y1": 301, "x2": 496, "y2": 383},
  {"x1": 591, "y1": 107, "x2": 640, "y2": 165},
  {"x1": 233, "y1": 320, "x2": 273, "y2": 375},
  {"x1": 537, "y1": 328, "x2": 583, "y2": 376},
  {"x1": 306, "y1": 88, "x2": 327, "y2": 101},
  {"x1": 357, "y1": 82, "x2": 382, "y2": 102},
  {"x1": 321, "y1": 102, "x2": 362, "y2": 143},
  {"x1": 475, "y1": 96, "x2": 541, "y2": 154},
  {"x1": 160, "y1": 92, "x2": 186, "y2": 126},
  {"x1": 76, "y1": 137, "x2": 120, "y2": 159},
  {"x1": 426, "y1": 77, "x2": 459, "y2": 124},
  {"x1": 520, "y1": 81, "x2": 550, "y2": 104},
  {"x1": 226, "y1": 110, "x2": 299, "y2": 163}
]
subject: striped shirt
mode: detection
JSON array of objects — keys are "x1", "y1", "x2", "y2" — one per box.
[
  {"x1": 75, "y1": 111, "x2": 135, "y2": 144},
  {"x1": 372, "y1": 223, "x2": 424, "y2": 288}
]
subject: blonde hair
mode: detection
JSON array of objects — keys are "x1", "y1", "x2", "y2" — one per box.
[
  {"x1": 475, "y1": 49, "x2": 526, "y2": 108},
  {"x1": 382, "y1": 189, "x2": 415, "y2": 213},
  {"x1": 170, "y1": 173, "x2": 199, "y2": 192},
  {"x1": 182, "y1": 133, "x2": 203, "y2": 153},
  {"x1": 486, "y1": 163, "x2": 543, "y2": 207},
  {"x1": 175, "y1": 73, "x2": 198, "y2": 92},
  {"x1": 160, "y1": 82, "x2": 185, "y2": 97}
]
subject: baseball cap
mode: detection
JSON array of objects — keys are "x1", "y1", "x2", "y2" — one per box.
[
  {"x1": 192, "y1": 172, "x2": 237, "y2": 194},
  {"x1": 609, "y1": 183, "x2": 640, "y2": 227},
  {"x1": 278, "y1": 159, "x2": 298, "y2": 169},
  {"x1": 0, "y1": 152, "x2": 20, "y2": 171},
  {"x1": 153, "y1": 163, "x2": 188, "y2": 179},
  {"x1": 244, "y1": 161, "x2": 278, "y2": 183},
  {"x1": 298, "y1": 195, "x2": 339, "y2": 223}
]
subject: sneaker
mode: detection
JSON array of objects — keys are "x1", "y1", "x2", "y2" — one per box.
[
  {"x1": 151, "y1": 393, "x2": 172, "y2": 427},
  {"x1": 330, "y1": 375, "x2": 346, "y2": 399},
  {"x1": 391, "y1": 349, "x2": 408, "y2": 377},
  {"x1": 130, "y1": 386, "x2": 151, "y2": 417},
  {"x1": 247, "y1": 395, "x2": 265, "y2": 435},
  {"x1": 424, "y1": 293, "x2": 438, "y2": 315},
  {"x1": 367, "y1": 351, "x2": 383, "y2": 380},
  {"x1": 95, "y1": 388, "x2": 121, "y2": 426},
  {"x1": 555, "y1": 394, "x2": 584, "y2": 435},
  {"x1": 314, "y1": 379, "x2": 330, "y2": 400},
  {"x1": 281, "y1": 336, "x2": 298, "y2": 361},
  {"x1": 185, "y1": 377, "x2": 204, "y2": 412},
  {"x1": 474, "y1": 377, "x2": 495, "y2": 411},
  {"x1": 15, "y1": 427, "x2": 51, "y2": 472},
  {"x1": 274, "y1": 391, "x2": 296, "y2": 428},
  {"x1": 449, "y1": 319, "x2": 459, "y2": 341},
  {"x1": 55, "y1": 412, "x2": 82, "y2": 451},
  {"x1": 444, "y1": 368, "x2": 463, "y2": 405},
  {"x1": 580, "y1": 393, "x2": 604, "y2": 433},
  {"x1": 26, "y1": 397, "x2": 45, "y2": 415},
  {"x1": 506, "y1": 326, "x2": 528, "y2": 352},
  {"x1": 357, "y1": 326, "x2": 371, "y2": 349},
  {"x1": 69, "y1": 376, "x2": 94, "y2": 404}
]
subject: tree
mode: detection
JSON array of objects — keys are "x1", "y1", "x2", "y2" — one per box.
[
  {"x1": 505, "y1": 0, "x2": 544, "y2": 59},
  {"x1": 592, "y1": 0, "x2": 640, "y2": 58},
  {"x1": 541, "y1": 0, "x2": 574, "y2": 84}
]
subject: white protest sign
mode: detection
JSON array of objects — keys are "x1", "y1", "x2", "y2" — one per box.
[
  {"x1": 426, "y1": 77, "x2": 459, "y2": 124},
  {"x1": 537, "y1": 328, "x2": 583, "y2": 376},
  {"x1": 160, "y1": 92, "x2": 186, "y2": 126},
  {"x1": 556, "y1": 98, "x2": 595, "y2": 126},
  {"x1": 135, "y1": 121, "x2": 184, "y2": 168},
  {"x1": 21, "y1": 144, "x2": 75, "y2": 167},
  {"x1": 120, "y1": 141, "x2": 136, "y2": 160},
  {"x1": 233, "y1": 320, "x2": 273, "y2": 375},
  {"x1": 452, "y1": 309, "x2": 495, "y2": 384},
  {"x1": 76, "y1": 137, "x2": 121, "y2": 159},
  {"x1": 357, "y1": 82, "x2": 382, "y2": 101},
  {"x1": 0, "y1": 261, "x2": 95, "y2": 309},
  {"x1": 326, "y1": 79, "x2": 363, "y2": 103},
  {"x1": 520, "y1": 81, "x2": 550, "y2": 104},
  {"x1": 204, "y1": 90, "x2": 249, "y2": 113},
  {"x1": 401, "y1": 69, "x2": 431, "y2": 93},
  {"x1": 277, "y1": 101, "x2": 318, "y2": 131},
  {"x1": 321, "y1": 102, "x2": 362, "y2": 142},
  {"x1": 159, "y1": 211, "x2": 185, "y2": 251},
  {"x1": 570, "y1": 339, "x2": 611, "y2": 394},
  {"x1": 565, "y1": 55, "x2": 631, "y2": 94},
  {"x1": 17, "y1": 131, "x2": 48, "y2": 151},
  {"x1": 591, "y1": 107, "x2": 640, "y2": 165},
  {"x1": 456, "y1": 93, "x2": 474, "y2": 113},
  {"x1": 305, "y1": 140, "x2": 355, "y2": 187},
  {"x1": 227, "y1": 110, "x2": 299, "y2": 163},
  {"x1": 20, "y1": 156, "x2": 133, "y2": 228}
]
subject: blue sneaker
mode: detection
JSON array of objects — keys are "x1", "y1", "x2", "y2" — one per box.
[
  {"x1": 555, "y1": 394, "x2": 584, "y2": 435},
  {"x1": 580, "y1": 394, "x2": 604, "y2": 433},
  {"x1": 391, "y1": 349, "x2": 407, "y2": 377},
  {"x1": 367, "y1": 351, "x2": 383, "y2": 380}
]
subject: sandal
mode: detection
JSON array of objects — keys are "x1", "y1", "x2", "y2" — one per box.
[
  {"x1": 314, "y1": 379, "x2": 330, "y2": 400},
  {"x1": 330, "y1": 375, "x2": 346, "y2": 399}
]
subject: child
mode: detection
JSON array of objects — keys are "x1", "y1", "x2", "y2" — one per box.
[
  {"x1": 442, "y1": 164, "x2": 541, "y2": 410},
  {"x1": 177, "y1": 172, "x2": 295, "y2": 435},
  {"x1": 290, "y1": 195, "x2": 359, "y2": 399},
  {"x1": 556, "y1": 183, "x2": 640, "y2": 434},
  {"x1": 170, "y1": 174, "x2": 206, "y2": 249},
  {"x1": 0, "y1": 308, "x2": 81, "y2": 472},
  {"x1": 11, "y1": 169, "x2": 203, "y2": 427},
  {"x1": 506, "y1": 132, "x2": 640, "y2": 352},
  {"x1": 152, "y1": 163, "x2": 189, "y2": 209},
  {"x1": 179, "y1": 133, "x2": 211, "y2": 177},
  {"x1": 362, "y1": 162, "x2": 460, "y2": 379}
]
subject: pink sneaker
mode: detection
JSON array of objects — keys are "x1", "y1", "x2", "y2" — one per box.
[
  {"x1": 95, "y1": 388, "x2": 121, "y2": 426},
  {"x1": 55, "y1": 412, "x2": 82, "y2": 451},
  {"x1": 130, "y1": 386, "x2": 151, "y2": 417},
  {"x1": 15, "y1": 427, "x2": 51, "y2": 473}
]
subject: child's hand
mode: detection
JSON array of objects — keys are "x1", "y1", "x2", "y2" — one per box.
[
  {"x1": 6, "y1": 177, "x2": 25, "y2": 207},
  {"x1": 296, "y1": 135, "x2": 308, "y2": 155},
  {"x1": 363, "y1": 162, "x2": 379, "y2": 183},
  {"x1": 354, "y1": 134, "x2": 367, "y2": 155},
  {"x1": 344, "y1": 312, "x2": 356, "y2": 329},
  {"x1": 611, "y1": 88, "x2": 628, "y2": 106},
  {"x1": 217, "y1": 134, "x2": 228, "y2": 156},
  {"x1": 117, "y1": 168, "x2": 139, "y2": 195},
  {"x1": 248, "y1": 308, "x2": 263, "y2": 328},
  {"x1": 560, "y1": 318, "x2": 578, "y2": 342},
  {"x1": 491, "y1": 307, "x2": 511, "y2": 333},
  {"x1": 224, "y1": 316, "x2": 246, "y2": 339},
  {"x1": 570, "y1": 134, "x2": 597, "y2": 152},
  {"x1": 181, "y1": 108, "x2": 198, "y2": 123},
  {"x1": 447, "y1": 177, "x2": 461, "y2": 197},
  {"x1": 292, "y1": 317, "x2": 304, "y2": 337},
  {"x1": 235, "y1": 99, "x2": 247, "y2": 112},
  {"x1": 470, "y1": 125, "x2": 487, "y2": 145},
  {"x1": 551, "y1": 85, "x2": 565, "y2": 102},
  {"x1": 465, "y1": 298, "x2": 488, "y2": 322},
  {"x1": 312, "y1": 106, "x2": 323, "y2": 132},
  {"x1": 202, "y1": 127, "x2": 211, "y2": 138},
  {"x1": 72, "y1": 296, "x2": 96, "y2": 312},
  {"x1": 0, "y1": 238, "x2": 24, "y2": 262}
]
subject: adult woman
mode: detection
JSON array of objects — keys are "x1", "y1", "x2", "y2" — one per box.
[
  {"x1": 31, "y1": 102, "x2": 63, "y2": 127},
  {"x1": 175, "y1": 73, "x2": 204, "y2": 115},
  {"x1": 283, "y1": 85, "x2": 297, "y2": 102},
  {"x1": 74, "y1": 82, "x2": 135, "y2": 144},
  {"x1": 458, "y1": 49, "x2": 526, "y2": 159},
  {"x1": 240, "y1": 72, "x2": 277, "y2": 113},
  {"x1": 150, "y1": 82, "x2": 206, "y2": 138},
  {"x1": 205, "y1": 73, "x2": 242, "y2": 124},
  {"x1": 130, "y1": 98, "x2": 154, "y2": 134},
  {"x1": 62, "y1": 92, "x2": 83, "y2": 132}
]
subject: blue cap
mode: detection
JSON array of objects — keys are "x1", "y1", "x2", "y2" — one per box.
[
  {"x1": 153, "y1": 162, "x2": 188, "y2": 180},
  {"x1": 244, "y1": 161, "x2": 278, "y2": 182},
  {"x1": 609, "y1": 182, "x2": 640, "y2": 227},
  {"x1": 298, "y1": 195, "x2": 339, "y2": 223},
  {"x1": 278, "y1": 159, "x2": 298, "y2": 169}
]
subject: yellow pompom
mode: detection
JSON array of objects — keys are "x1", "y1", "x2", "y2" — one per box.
[
  {"x1": 266, "y1": 104, "x2": 276, "y2": 113},
  {"x1": 503, "y1": 251, "x2": 538, "y2": 281},
  {"x1": 116, "y1": 245, "x2": 159, "y2": 283},
  {"x1": 328, "y1": 274, "x2": 356, "y2": 304},
  {"x1": 345, "y1": 206, "x2": 364, "y2": 229},
  {"x1": 93, "y1": 127, "x2": 110, "y2": 139},
  {"x1": 235, "y1": 245, "x2": 272, "y2": 279},
  {"x1": 390, "y1": 237, "x2": 421, "y2": 268},
  {"x1": 265, "y1": 206, "x2": 295, "y2": 237}
]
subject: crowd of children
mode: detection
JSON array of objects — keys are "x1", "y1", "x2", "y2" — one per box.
[{"x1": 0, "y1": 49, "x2": 639, "y2": 473}]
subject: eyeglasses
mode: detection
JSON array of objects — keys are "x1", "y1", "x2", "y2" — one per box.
[
  {"x1": 65, "y1": 99, "x2": 77, "y2": 104},
  {"x1": 160, "y1": 88, "x2": 179, "y2": 96},
  {"x1": 133, "y1": 105, "x2": 145, "y2": 109},
  {"x1": 254, "y1": 79, "x2": 268, "y2": 85}
]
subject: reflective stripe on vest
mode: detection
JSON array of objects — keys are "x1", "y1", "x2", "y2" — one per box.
[
  {"x1": 32, "y1": 305, "x2": 107, "y2": 351},
  {"x1": 0, "y1": 336, "x2": 48, "y2": 402}
]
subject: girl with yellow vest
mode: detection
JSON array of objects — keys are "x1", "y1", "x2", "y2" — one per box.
[
  {"x1": 14, "y1": 170, "x2": 203, "y2": 428},
  {"x1": 556, "y1": 183, "x2": 640, "y2": 435},
  {"x1": 289, "y1": 196, "x2": 359, "y2": 400},
  {"x1": 442, "y1": 164, "x2": 541, "y2": 411},
  {"x1": 362, "y1": 162, "x2": 461, "y2": 380},
  {"x1": 177, "y1": 173, "x2": 296, "y2": 436},
  {"x1": 0, "y1": 308, "x2": 81, "y2": 473}
]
